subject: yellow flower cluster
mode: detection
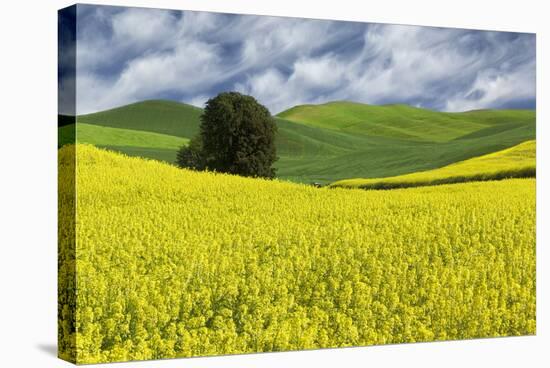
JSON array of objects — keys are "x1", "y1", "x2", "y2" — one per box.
[{"x1": 58, "y1": 144, "x2": 536, "y2": 364}]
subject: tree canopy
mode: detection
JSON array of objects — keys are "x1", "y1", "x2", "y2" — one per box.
[{"x1": 178, "y1": 92, "x2": 277, "y2": 179}]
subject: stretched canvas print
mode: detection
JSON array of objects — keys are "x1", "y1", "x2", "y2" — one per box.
[{"x1": 58, "y1": 3, "x2": 536, "y2": 364}]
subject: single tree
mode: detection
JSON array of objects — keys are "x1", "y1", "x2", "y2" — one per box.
[{"x1": 199, "y1": 92, "x2": 278, "y2": 178}]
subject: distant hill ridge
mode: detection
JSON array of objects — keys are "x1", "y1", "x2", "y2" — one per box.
[
  {"x1": 58, "y1": 99, "x2": 535, "y2": 184},
  {"x1": 277, "y1": 100, "x2": 535, "y2": 142},
  {"x1": 78, "y1": 100, "x2": 203, "y2": 138}
]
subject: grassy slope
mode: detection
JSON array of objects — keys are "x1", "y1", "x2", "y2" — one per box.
[
  {"x1": 330, "y1": 140, "x2": 536, "y2": 189},
  {"x1": 275, "y1": 102, "x2": 535, "y2": 183},
  {"x1": 277, "y1": 102, "x2": 533, "y2": 142},
  {"x1": 73, "y1": 100, "x2": 200, "y2": 163},
  {"x1": 59, "y1": 123, "x2": 189, "y2": 163},
  {"x1": 66, "y1": 99, "x2": 535, "y2": 184},
  {"x1": 60, "y1": 123, "x2": 189, "y2": 149},
  {"x1": 276, "y1": 121, "x2": 534, "y2": 183},
  {"x1": 78, "y1": 99, "x2": 202, "y2": 138}
]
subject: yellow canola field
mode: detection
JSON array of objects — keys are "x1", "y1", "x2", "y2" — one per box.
[{"x1": 59, "y1": 144, "x2": 536, "y2": 364}]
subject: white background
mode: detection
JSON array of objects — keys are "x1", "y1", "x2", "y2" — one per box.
[{"x1": 0, "y1": 0, "x2": 547, "y2": 366}]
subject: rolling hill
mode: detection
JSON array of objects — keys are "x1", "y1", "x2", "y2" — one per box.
[
  {"x1": 330, "y1": 140, "x2": 536, "y2": 189},
  {"x1": 275, "y1": 102, "x2": 534, "y2": 183},
  {"x1": 78, "y1": 99, "x2": 203, "y2": 138},
  {"x1": 59, "y1": 99, "x2": 535, "y2": 184},
  {"x1": 277, "y1": 101, "x2": 534, "y2": 142},
  {"x1": 62, "y1": 100, "x2": 201, "y2": 163},
  {"x1": 59, "y1": 123, "x2": 189, "y2": 163}
]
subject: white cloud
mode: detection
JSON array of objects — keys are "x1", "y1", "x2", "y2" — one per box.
[
  {"x1": 343, "y1": 25, "x2": 482, "y2": 104},
  {"x1": 76, "y1": 8, "x2": 229, "y2": 113},
  {"x1": 236, "y1": 55, "x2": 349, "y2": 113},
  {"x1": 444, "y1": 61, "x2": 536, "y2": 111},
  {"x1": 77, "y1": 38, "x2": 222, "y2": 112},
  {"x1": 111, "y1": 8, "x2": 177, "y2": 45},
  {"x1": 76, "y1": 8, "x2": 178, "y2": 74},
  {"x1": 185, "y1": 94, "x2": 210, "y2": 108},
  {"x1": 75, "y1": 73, "x2": 115, "y2": 114},
  {"x1": 112, "y1": 40, "x2": 220, "y2": 96},
  {"x1": 237, "y1": 24, "x2": 535, "y2": 113},
  {"x1": 235, "y1": 69, "x2": 290, "y2": 113},
  {"x1": 72, "y1": 5, "x2": 535, "y2": 114},
  {"x1": 290, "y1": 55, "x2": 347, "y2": 90}
]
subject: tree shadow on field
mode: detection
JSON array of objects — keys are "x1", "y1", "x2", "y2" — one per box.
[{"x1": 36, "y1": 343, "x2": 57, "y2": 357}]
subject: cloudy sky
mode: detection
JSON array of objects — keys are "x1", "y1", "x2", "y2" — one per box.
[{"x1": 60, "y1": 4, "x2": 536, "y2": 115}]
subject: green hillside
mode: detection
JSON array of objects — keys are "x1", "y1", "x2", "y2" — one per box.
[
  {"x1": 330, "y1": 140, "x2": 536, "y2": 189},
  {"x1": 275, "y1": 102, "x2": 535, "y2": 183},
  {"x1": 78, "y1": 99, "x2": 202, "y2": 138},
  {"x1": 59, "y1": 123, "x2": 188, "y2": 149},
  {"x1": 59, "y1": 123, "x2": 189, "y2": 163},
  {"x1": 275, "y1": 120, "x2": 534, "y2": 183},
  {"x1": 60, "y1": 99, "x2": 535, "y2": 184},
  {"x1": 62, "y1": 100, "x2": 201, "y2": 163},
  {"x1": 277, "y1": 101, "x2": 534, "y2": 142}
]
